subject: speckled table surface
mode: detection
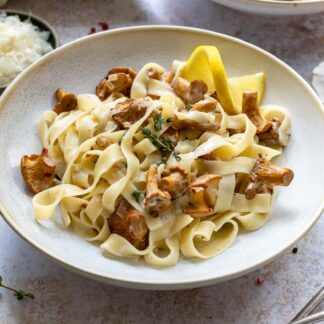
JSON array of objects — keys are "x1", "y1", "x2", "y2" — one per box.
[{"x1": 0, "y1": 1, "x2": 323, "y2": 323}]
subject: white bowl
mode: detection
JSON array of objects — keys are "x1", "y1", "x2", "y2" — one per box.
[
  {"x1": 211, "y1": 0, "x2": 324, "y2": 16},
  {"x1": 0, "y1": 26, "x2": 323, "y2": 290}
]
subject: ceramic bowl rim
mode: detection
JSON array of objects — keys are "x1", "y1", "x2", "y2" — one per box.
[{"x1": 0, "y1": 25, "x2": 323, "y2": 289}]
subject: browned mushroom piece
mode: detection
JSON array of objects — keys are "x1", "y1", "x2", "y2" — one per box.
[
  {"x1": 199, "y1": 151, "x2": 218, "y2": 161},
  {"x1": 159, "y1": 165, "x2": 189, "y2": 200},
  {"x1": 53, "y1": 88, "x2": 78, "y2": 114},
  {"x1": 96, "y1": 66, "x2": 137, "y2": 101},
  {"x1": 162, "y1": 71, "x2": 175, "y2": 84},
  {"x1": 209, "y1": 91, "x2": 220, "y2": 101},
  {"x1": 257, "y1": 118, "x2": 284, "y2": 146},
  {"x1": 245, "y1": 154, "x2": 294, "y2": 200},
  {"x1": 187, "y1": 80, "x2": 208, "y2": 104},
  {"x1": 144, "y1": 165, "x2": 171, "y2": 215},
  {"x1": 172, "y1": 114, "x2": 220, "y2": 132},
  {"x1": 95, "y1": 79, "x2": 111, "y2": 101},
  {"x1": 160, "y1": 126, "x2": 179, "y2": 147},
  {"x1": 184, "y1": 187, "x2": 213, "y2": 217},
  {"x1": 242, "y1": 92, "x2": 271, "y2": 134},
  {"x1": 172, "y1": 77, "x2": 208, "y2": 104},
  {"x1": 108, "y1": 198, "x2": 149, "y2": 250},
  {"x1": 184, "y1": 174, "x2": 222, "y2": 217},
  {"x1": 172, "y1": 77, "x2": 190, "y2": 100},
  {"x1": 192, "y1": 98, "x2": 217, "y2": 113},
  {"x1": 96, "y1": 73, "x2": 132, "y2": 101},
  {"x1": 189, "y1": 174, "x2": 222, "y2": 207},
  {"x1": 94, "y1": 135, "x2": 112, "y2": 150},
  {"x1": 147, "y1": 68, "x2": 162, "y2": 80},
  {"x1": 108, "y1": 66, "x2": 137, "y2": 80},
  {"x1": 111, "y1": 99, "x2": 148, "y2": 129},
  {"x1": 228, "y1": 128, "x2": 245, "y2": 136},
  {"x1": 20, "y1": 152, "x2": 56, "y2": 194}
]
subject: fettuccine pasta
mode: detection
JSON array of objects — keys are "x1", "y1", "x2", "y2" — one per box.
[{"x1": 20, "y1": 46, "x2": 294, "y2": 267}]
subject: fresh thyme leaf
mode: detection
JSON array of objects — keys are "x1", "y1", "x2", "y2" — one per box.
[
  {"x1": 0, "y1": 275, "x2": 34, "y2": 301},
  {"x1": 154, "y1": 114, "x2": 164, "y2": 131},
  {"x1": 132, "y1": 190, "x2": 144, "y2": 203},
  {"x1": 185, "y1": 104, "x2": 192, "y2": 111},
  {"x1": 14, "y1": 290, "x2": 35, "y2": 301},
  {"x1": 166, "y1": 117, "x2": 173, "y2": 123},
  {"x1": 141, "y1": 128, "x2": 174, "y2": 152},
  {"x1": 155, "y1": 157, "x2": 168, "y2": 166},
  {"x1": 173, "y1": 151, "x2": 182, "y2": 162}
]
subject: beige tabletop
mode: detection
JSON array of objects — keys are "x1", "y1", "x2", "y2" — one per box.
[{"x1": 0, "y1": 0, "x2": 323, "y2": 323}]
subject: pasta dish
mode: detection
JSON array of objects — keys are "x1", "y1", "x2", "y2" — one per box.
[{"x1": 20, "y1": 46, "x2": 294, "y2": 267}]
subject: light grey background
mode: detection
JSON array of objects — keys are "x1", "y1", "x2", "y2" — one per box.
[{"x1": 0, "y1": 0, "x2": 323, "y2": 323}]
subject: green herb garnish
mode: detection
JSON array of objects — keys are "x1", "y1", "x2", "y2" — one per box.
[
  {"x1": 155, "y1": 157, "x2": 168, "y2": 166},
  {"x1": 0, "y1": 276, "x2": 34, "y2": 301},
  {"x1": 132, "y1": 190, "x2": 144, "y2": 203},
  {"x1": 153, "y1": 114, "x2": 173, "y2": 131},
  {"x1": 154, "y1": 114, "x2": 164, "y2": 131},
  {"x1": 141, "y1": 128, "x2": 174, "y2": 152},
  {"x1": 185, "y1": 104, "x2": 192, "y2": 111},
  {"x1": 173, "y1": 151, "x2": 182, "y2": 162}
]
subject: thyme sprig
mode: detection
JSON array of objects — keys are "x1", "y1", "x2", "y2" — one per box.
[
  {"x1": 132, "y1": 190, "x2": 145, "y2": 203},
  {"x1": 173, "y1": 151, "x2": 182, "y2": 162},
  {"x1": 155, "y1": 157, "x2": 168, "y2": 166},
  {"x1": 0, "y1": 276, "x2": 34, "y2": 301},
  {"x1": 153, "y1": 114, "x2": 173, "y2": 131},
  {"x1": 141, "y1": 128, "x2": 174, "y2": 152}
]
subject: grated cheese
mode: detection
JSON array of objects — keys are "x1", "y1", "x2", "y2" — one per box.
[{"x1": 0, "y1": 13, "x2": 53, "y2": 87}]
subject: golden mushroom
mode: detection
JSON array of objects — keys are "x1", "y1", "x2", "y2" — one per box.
[
  {"x1": 159, "y1": 165, "x2": 189, "y2": 200},
  {"x1": 53, "y1": 88, "x2": 78, "y2": 114},
  {"x1": 245, "y1": 154, "x2": 294, "y2": 200},
  {"x1": 144, "y1": 165, "x2": 171, "y2": 215},
  {"x1": 108, "y1": 199, "x2": 149, "y2": 250},
  {"x1": 20, "y1": 151, "x2": 56, "y2": 194},
  {"x1": 184, "y1": 174, "x2": 222, "y2": 217},
  {"x1": 242, "y1": 91, "x2": 271, "y2": 134}
]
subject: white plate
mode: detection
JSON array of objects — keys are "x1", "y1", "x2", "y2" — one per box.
[
  {"x1": 211, "y1": 0, "x2": 324, "y2": 16},
  {"x1": 0, "y1": 26, "x2": 323, "y2": 290}
]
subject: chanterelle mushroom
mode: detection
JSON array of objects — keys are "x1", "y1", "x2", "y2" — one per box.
[
  {"x1": 96, "y1": 66, "x2": 137, "y2": 101},
  {"x1": 192, "y1": 98, "x2": 217, "y2": 113},
  {"x1": 147, "y1": 68, "x2": 175, "y2": 84},
  {"x1": 172, "y1": 114, "x2": 220, "y2": 132},
  {"x1": 184, "y1": 187, "x2": 212, "y2": 217},
  {"x1": 242, "y1": 92, "x2": 271, "y2": 134},
  {"x1": 53, "y1": 88, "x2": 77, "y2": 114},
  {"x1": 172, "y1": 77, "x2": 208, "y2": 104},
  {"x1": 144, "y1": 165, "x2": 171, "y2": 215},
  {"x1": 108, "y1": 198, "x2": 149, "y2": 250},
  {"x1": 258, "y1": 118, "x2": 288, "y2": 146},
  {"x1": 187, "y1": 80, "x2": 209, "y2": 105},
  {"x1": 184, "y1": 174, "x2": 222, "y2": 217},
  {"x1": 108, "y1": 66, "x2": 137, "y2": 80},
  {"x1": 111, "y1": 99, "x2": 148, "y2": 129},
  {"x1": 159, "y1": 165, "x2": 189, "y2": 200},
  {"x1": 20, "y1": 151, "x2": 56, "y2": 193},
  {"x1": 189, "y1": 174, "x2": 222, "y2": 207},
  {"x1": 245, "y1": 154, "x2": 294, "y2": 200}
]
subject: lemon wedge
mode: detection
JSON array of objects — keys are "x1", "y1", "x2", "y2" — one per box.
[
  {"x1": 228, "y1": 72, "x2": 265, "y2": 111},
  {"x1": 179, "y1": 45, "x2": 265, "y2": 114}
]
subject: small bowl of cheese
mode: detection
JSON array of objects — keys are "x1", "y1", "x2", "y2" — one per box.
[{"x1": 0, "y1": 10, "x2": 59, "y2": 93}]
